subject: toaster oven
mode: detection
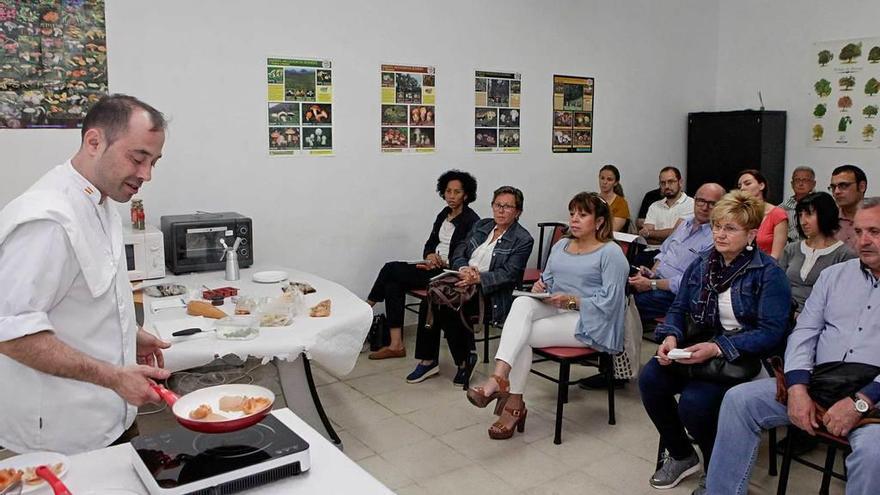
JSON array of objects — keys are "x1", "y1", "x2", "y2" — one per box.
[{"x1": 160, "y1": 212, "x2": 253, "y2": 274}]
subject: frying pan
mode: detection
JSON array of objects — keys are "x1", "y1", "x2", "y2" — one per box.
[{"x1": 151, "y1": 383, "x2": 275, "y2": 434}]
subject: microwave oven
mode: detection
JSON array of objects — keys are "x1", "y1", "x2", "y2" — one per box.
[
  {"x1": 122, "y1": 224, "x2": 166, "y2": 281},
  {"x1": 161, "y1": 212, "x2": 253, "y2": 274}
]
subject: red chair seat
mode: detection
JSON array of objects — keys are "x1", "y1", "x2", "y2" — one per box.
[
  {"x1": 523, "y1": 267, "x2": 542, "y2": 284},
  {"x1": 537, "y1": 347, "x2": 598, "y2": 359},
  {"x1": 409, "y1": 288, "x2": 427, "y2": 299}
]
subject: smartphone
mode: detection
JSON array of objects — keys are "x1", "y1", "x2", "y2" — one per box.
[{"x1": 629, "y1": 265, "x2": 641, "y2": 277}]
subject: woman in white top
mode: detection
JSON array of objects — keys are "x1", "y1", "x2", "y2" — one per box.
[{"x1": 778, "y1": 191, "x2": 856, "y2": 312}]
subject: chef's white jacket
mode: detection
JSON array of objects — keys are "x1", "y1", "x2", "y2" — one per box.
[{"x1": 0, "y1": 162, "x2": 137, "y2": 454}]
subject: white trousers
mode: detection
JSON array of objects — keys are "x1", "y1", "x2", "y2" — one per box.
[{"x1": 495, "y1": 297, "x2": 584, "y2": 394}]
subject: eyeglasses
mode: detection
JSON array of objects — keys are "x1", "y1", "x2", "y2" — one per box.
[
  {"x1": 492, "y1": 202, "x2": 517, "y2": 212},
  {"x1": 828, "y1": 181, "x2": 854, "y2": 192},
  {"x1": 711, "y1": 223, "x2": 746, "y2": 235},
  {"x1": 694, "y1": 198, "x2": 717, "y2": 208}
]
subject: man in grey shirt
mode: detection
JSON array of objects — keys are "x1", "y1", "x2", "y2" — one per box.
[
  {"x1": 779, "y1": 166, "x2": 816, "y2": 242},
  {"x1": 704, "y1": 197, "x2": 880, "y2": 495}
]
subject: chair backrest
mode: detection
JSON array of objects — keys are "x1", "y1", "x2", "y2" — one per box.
[{"x1": 535, "y1": 221, "x2": 568, "y2": 270}]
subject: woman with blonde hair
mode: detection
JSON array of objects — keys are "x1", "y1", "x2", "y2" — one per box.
[
  {"x1": 465, "y1": 192, "x2": 628, "y2": 439},
  {"x1": 639, "y1": 191, "x2": 790, "y2": 493}
]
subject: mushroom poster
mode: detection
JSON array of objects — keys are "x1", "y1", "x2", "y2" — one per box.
[
  {"x1": 810, "y1": 37, "x2": 880, "y2": 148},
  {"x1": 380, "y1": 64, "x2": 435, "y2": 153},
  {"x1": 267, "y1": 57, "x2": 333, "y2": 156},
  {"x1": 475, "y1": 70, "x2": 520, "y2": 153},
  {"x1": 552, "y1": 74, "x2": 594, "y2": 153},
  {"x1": 0, "y1": 0, "x2": 108, "y2": 129}
]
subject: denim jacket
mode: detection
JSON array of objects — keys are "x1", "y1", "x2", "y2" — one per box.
[
  {"x1": 655, "y1": 248, "x2": 791, "y2": 361},
  {"x1": 451, "y1": 218, "x2": 534, "y2": 325}
]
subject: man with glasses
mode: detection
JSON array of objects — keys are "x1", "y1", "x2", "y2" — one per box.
[
  {"x1": 829, "y1": 164, "x2": 868, "y2": 250},
  {"x1": 780, "y1": 166, "x2": 816, "y2": 242},
  {"x1": 705, "y1": 197, "x2": 880, "y2": 494},
  {"x1": 636, "y1": 167, "x2": 695, "y2": 266}
]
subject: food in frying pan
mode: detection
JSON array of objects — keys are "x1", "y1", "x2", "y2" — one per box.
[
  {"x1": 219, "y1": 395, "x2": 245, "y2": 412},
  {"x1": 309, "y1": 299, "x2": 332, "y2": 317},
  {"x1": 189, "y1": 404, "x2": 213, "y2": 420},
  {"x1": 217, "y1": 395, "x2": 271, "y2": 415},
  {"x1": 242, "y1": 397, "x2": 272, "y2": 415},
  {"x1": 0, "y1": 468, "x2": 22, "y2": 490},
  {"x1": 22, "y1": 463, "x2": 63, "y2": 485}
]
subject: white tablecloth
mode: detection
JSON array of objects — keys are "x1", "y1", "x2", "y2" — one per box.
[{"x1": 143, "y1": 266, "x2": 372, "y2": 376}]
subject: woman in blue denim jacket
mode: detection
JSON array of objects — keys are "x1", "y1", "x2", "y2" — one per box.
[
  {"x1": 408, "y1": 186, "x2": 534, "y2": 387},
  {"x1": 638, "y1": 191, "x2": 791, "y2": 494}
]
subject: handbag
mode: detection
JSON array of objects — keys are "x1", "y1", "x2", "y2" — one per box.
[
  {"x1": 424, "y1": 272, "x2": 481, "y2": 332},
  {"x1": 670, "y1": 315, "x2": 762, "y2": 385},
  {"x1": 770, "y1": 357, "x2": 880, "y2": 427},
  {"x1": 366, "y1": 314, "x2": 389, "y2": 351}
]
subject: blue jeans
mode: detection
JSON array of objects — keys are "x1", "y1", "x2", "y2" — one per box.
[
  {"x1": 633, "y1": 289, "x2": 676, "y2": 321},
  {"x1": 707, "y1": 378, "x2": 880, "y2": 495},
  {"x1": 639, "y1": 358, "x2": 735, "y2": 468}
]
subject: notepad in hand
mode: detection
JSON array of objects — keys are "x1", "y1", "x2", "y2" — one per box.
[
  {"x1": 512, "y1": 290, "x2": 551, "y2": 299},
  {"x1": 429, "y1": 269, "x2": 461, "y2": 282}
]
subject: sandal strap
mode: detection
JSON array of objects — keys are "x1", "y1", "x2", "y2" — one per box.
[
  {"x1": 490, "y1": 420, "x2": 511, "y2": 434},
  {"x1": 490, "y1": 374, "x2": 510, "y2": 392}
]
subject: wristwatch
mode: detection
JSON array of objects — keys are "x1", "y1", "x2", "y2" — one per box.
[
  {"x1": 853, "y1": 394, "x2": 871, "y2": 414},
  {"x1": 567, "y1": 297, "x2": 578, "y2": 311},
  {"x1": 650, "y1": 280, "x2": 658, "y2": 291}
]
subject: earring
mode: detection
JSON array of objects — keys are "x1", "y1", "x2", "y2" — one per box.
[{"x1": 745, "y1": 245, "x2": 754, "y2": 251}]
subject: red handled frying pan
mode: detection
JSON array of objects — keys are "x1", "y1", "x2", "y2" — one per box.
[{"x1": 151, "y1": 383, "x2": 275, "y2": 434}]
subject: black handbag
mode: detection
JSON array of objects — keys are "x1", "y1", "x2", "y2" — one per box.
[
  {"x1": 367, "y1": 314, "x2": 390, "y2": 351},
  {"x1": 670, "y1": 315, "x2": 762, "y2": 386},
  {"x1": 809, "y1": 361, "x2": 880, "y2": 409}
]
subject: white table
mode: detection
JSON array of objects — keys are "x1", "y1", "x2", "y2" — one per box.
[
  {"x1": 140, "y1": 266, "x2": 372, "y2": 446},
  {"x1": 54, "y1": 408, "x2": 392, "y2": 494}
]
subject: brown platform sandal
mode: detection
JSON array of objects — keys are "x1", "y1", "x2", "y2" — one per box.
[
  {"x1": 466, "y1": 374, "x2": 510, "y2": 409},
  {"x1": 489, "y1": 402, "x2": 527, "y2": 440}
]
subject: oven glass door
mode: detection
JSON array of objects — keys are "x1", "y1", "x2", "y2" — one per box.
[{"x1": 176, "y1": 225, "x2": 233, "y2": 267}]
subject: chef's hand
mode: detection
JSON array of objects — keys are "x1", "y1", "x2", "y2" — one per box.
[
  {"x1": 112, "y1": 365, "x2": 171, "y2": 406},
  {"x1": 656, "y1": 336, "x2": 677, "y2": 366},
  {"x1": 137, "y1": 327, "x2": 170, "y2": 368},
  {"x1": 677, "y1": 342, "x2": 722, "y2": 365},
  {"x1": 822, "y1": 397, "x2": 863, "y2": 437},
  {"x1": 788, "y1": 384, "x2": 819, "y2": 435},
  {"x1": 532, "y1": 279, "x2": 547, "y2": 293},
  {"x1": 628, "y1": 273, "x2": 652, "y2": 292}
]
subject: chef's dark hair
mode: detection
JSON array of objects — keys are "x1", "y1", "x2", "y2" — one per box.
[{"x1": 81, "y1": 94, "x2": 166, "y2": 145}]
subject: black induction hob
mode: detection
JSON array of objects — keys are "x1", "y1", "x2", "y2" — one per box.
[{"x1": 130, "y1": 414, "x2": 310, "y2": 495}]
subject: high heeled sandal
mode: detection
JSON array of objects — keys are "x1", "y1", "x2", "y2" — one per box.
[
  {"x1": 466, "y1": 374, "x2": 510, "y2": 408},
  {"x1": 488, "y1": 402, "x2": 527, "y2": 440}
]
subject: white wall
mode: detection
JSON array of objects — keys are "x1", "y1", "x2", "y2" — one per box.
[
  {"x1": 715, "y1": 0, "x2": 880, "y2": 187},
  {"x1": 0, "y1": 0, "x2": 720, "y2": 295}
]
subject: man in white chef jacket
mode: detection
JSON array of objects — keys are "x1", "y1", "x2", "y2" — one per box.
[{"x1": 0, "y1": 94, "x2": 171, "y2": 454}]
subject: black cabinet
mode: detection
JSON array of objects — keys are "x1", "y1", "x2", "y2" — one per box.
[{"x1": 686, "y1": 110, "x2": 787, "y2": 204}]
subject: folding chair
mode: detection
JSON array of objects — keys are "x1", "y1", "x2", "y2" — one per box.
[{"x1": 777, "y1": 426, "x2": 849, "y2": 495}]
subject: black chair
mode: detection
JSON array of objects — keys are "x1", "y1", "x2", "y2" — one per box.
[
  {"x1": 522, "y1": 222, "x2": 568, "y2": 288},
  {"x1": 777, "y1": 426, "x2": 849, "y2": 495}
]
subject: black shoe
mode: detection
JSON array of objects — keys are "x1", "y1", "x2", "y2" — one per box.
[
  {"x1": 775, "y1": 431, "x2": 819, "y2": 457},
  {"x1": 454, "y1": 352, "x2": 479, "y2": 389},
  {"x1": 578, "y1": 373, "x2": 627, "y2": 390}
]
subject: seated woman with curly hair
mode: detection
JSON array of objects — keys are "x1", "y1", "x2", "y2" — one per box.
[{"x1": 367, "y1": 170, "x2": 480, "y2": 359}]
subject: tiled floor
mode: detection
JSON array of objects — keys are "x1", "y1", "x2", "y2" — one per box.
[{"x1": 0, "y1": 327, "x2": 847, "y2": 494}]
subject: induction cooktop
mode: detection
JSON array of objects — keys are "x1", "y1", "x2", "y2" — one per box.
[{"x1": 130, "y1": 414, "x2": 310, "y2": 495}]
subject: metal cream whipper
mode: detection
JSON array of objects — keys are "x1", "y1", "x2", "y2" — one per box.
[{"x1": 219, "y1": 237, "x2": 243, "y2": 281}]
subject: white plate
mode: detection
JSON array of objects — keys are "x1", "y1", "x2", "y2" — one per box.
[
  {"x1": 0, "y1": 451, "x2": 69, "y2": 493},
  {"x1": 252, "y1": 270, "x2": 288, "y2": 283}
]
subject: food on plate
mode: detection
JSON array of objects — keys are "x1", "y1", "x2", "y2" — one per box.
[
  {"x1": 0, "y1": 468, "x2": 22, "y2": 490},
  {"x1": 219, "y1": 395, "x2": 245, "y2": 412},
  {"x1": 189, "y1": 404, "x2": 213, "y2": 419},
  {"x1": 21, "y1": 463, "x2": 63, "y2": 485},
  {"x1": 242, "y1": 397, "x2": 272, "y2": 415},
  {"x1": 260, "y1": 312, "x2": 291, "y2": 327},
  {"x1": 309, "y1": 299, "x2": 332, "y2": 317},
  {"x1": 284, "y1": 281, "x2": 316, "y2": 295},
  {"x1": 187, "y1": 300, "x2": 227, "y2": 319}
]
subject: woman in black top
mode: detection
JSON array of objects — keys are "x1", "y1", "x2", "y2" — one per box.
[{"x1": 367, "y1": 170, "x2": 480, "y2": 359}]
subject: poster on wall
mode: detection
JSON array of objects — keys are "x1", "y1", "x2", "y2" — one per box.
[
  {"x1": 267, "y1": 57, "x2": 333, "y2": 156},
  {"x1": 0, "y1": 0, "x2": 108, "y2": 129},
  {"x1": 551, "y1": 74, "x2": 594, "y2": 153},
  {"x1": 809, "y1": 37, "x2": 880, "y2": 148},
  {"x1": 381, "y1": 64, "x2": 435, "y2": 153},
  {"x1": 474, "y1": 70, "x2": 520, "y2": 153}
]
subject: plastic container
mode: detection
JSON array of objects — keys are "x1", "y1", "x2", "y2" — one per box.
[
  {"x1": 215, "y1": 315, "x2": 260, "y2": 340},
  {"x1": 257, "y1": 296, "x2": 295, "y2": 327}
]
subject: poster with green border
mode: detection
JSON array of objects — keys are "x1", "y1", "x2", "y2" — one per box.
[
  {"x1": 475, "y1": 70, "x2": 520, "y2": 153},
  {"x1": 267, "y1": 57, "x2": 333, "y2": 156}
]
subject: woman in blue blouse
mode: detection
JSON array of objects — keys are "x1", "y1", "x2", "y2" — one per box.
[{"x1": 465, "y1": 192, "x2": 629, "y2": 439}]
